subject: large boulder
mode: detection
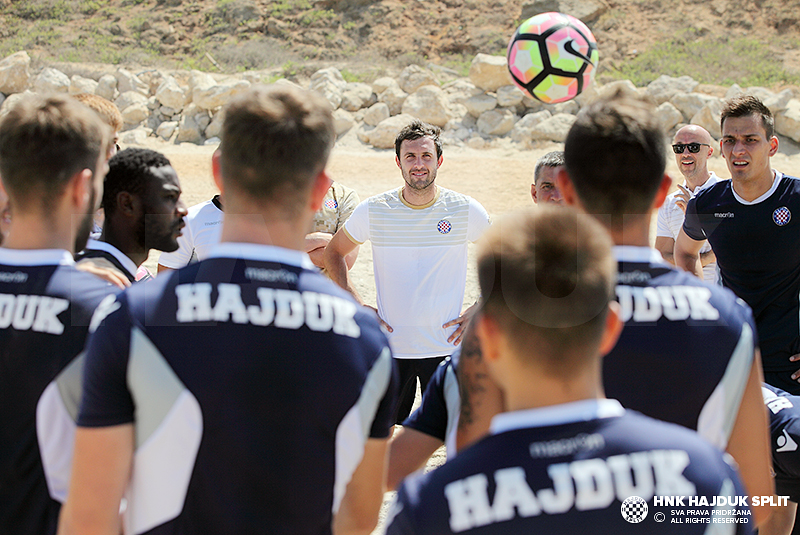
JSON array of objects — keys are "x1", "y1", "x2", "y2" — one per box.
[
  {"x1": 157, "y1": 121, "x2": 178, "y2": 141},
  {"x1": 397, "y1": 65, "x2": 439, "y2": 94},
  {"x1": 509, "y1": 110, "x2": 552, "y2": 143},
  {"x1": 116, "y1": 91, "x2": 149, "y2": 125},
  {"x1": 476, "y1": 109, "x2": 517, "y2": 136},
  {"x1": 155, "y1": 76, "x2": 187, "y2": 111},
  {"x1": 464, "y1": 94, "x2": 497, "y2": 117},
  {"x1": 115, "y1": 68, "x2": 148, "y2": 96},
  {"x1": 367, "y1": 114, "x2": 416, "y2": 149},
  {"x1": 371, "y1": 76, "x2": 399, "y2": 95},
  {"x1": 33, "y1": 68, "x2": 70, "y2": 94},
  {"x1": 0, "y1": 51, "x2": 30, "y2": 95},
  {"x1": 469, "y1": 53, "x2": 510, "y2": 92},
  {"x1": 332, "y1": 108, "x2": 355, "y2": 136},
  {"x1": 340, "y1": 82, "x2": 375, "y2": 112},
  {"x1": 193, "y1": 78, "x2": 250, "y2": 111},
  {"x1": 442, "y1": 79, "x2": 482, "y2": 104},
  {"x1": 96, "y1": 74, "x2": 118, "y2": 101},
  {"x1": 69, "y1": 75, "x2": 98, "y2": 95},
  {"x1": 176, "y1": 103, "x2": 205, "y2": 144},
  {"x1": 646, "y1": 75, "x2": 699, "y2": 105},
  {"x1": 204, "y1": 109, "x2": 225, "y2": 139},
  {"x1": 309, "y1": 67, "x2": 347, "y2": 110},
  {"x1": 765, "y1": 89, "x2": 795, "y2": 114},
  {"x1": 496, "y1": 85, "x2": 525, "y2": 108},
  {"x1": 655, "y1": 102, "x2": 683, "y2": 133},
  {"x1": 401, "y1": 85, "x2": 451, "y2": 127},
  {"x1": 363, "y1": 102, "x2": 390, "y2": 127},
  {"x1": 690, "y1": 100, "x2": 724, "y2": 138},
  {"x1": 670, "y1": 93, "x2": 719, "y2": 122},
  {"x1": 530, "y1": 113, "x2": 575, "y2": 142},
  {"x1": 776, "y1": 99, "x2": 800, "y2": 143},
  {"x1": 521, "y1": 0, "x2": 607, "y2": 23},
  {"x1": 378, "y1": 85, "x2": 408, "y2": 116}
]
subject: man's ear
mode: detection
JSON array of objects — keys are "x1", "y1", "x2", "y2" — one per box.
[
  {"x1": 598, "y1": 302, "x2": 624, "y2": 358},
  {"x1": 395, "y1": 155, "x2": 402, "y2": 169},
  {"x1": 653, "y1": 174, "x2": 672, "y2": 210},
  {"x1": 310, "y1": 170, "x2": 332, "y2": 212},
  {"x1": 475, "y1": 312, "x2": 502, "y2": 365},
  {"x1": 211, "y1": 149, "x2": 224, "y2": 196},
  {"x1": 556, "y1": 168, "x2": 577, "y2": 207},
  {"x1": 70, "y1": 168, "x2": 94, "y2": 213},
  {"x1": 769, "y1": 135, "x2": 779, "y2": 157},
  {"x1": 530, "y1": 183, "x2": 538, "y2": 203},
  {"x1": 116, "y1": 191, "x2": 139, "y2": 217}
]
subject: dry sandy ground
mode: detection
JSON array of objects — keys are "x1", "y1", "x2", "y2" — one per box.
[{"x1": 138, "y1": 135, "x2": 800, "y2": 533}]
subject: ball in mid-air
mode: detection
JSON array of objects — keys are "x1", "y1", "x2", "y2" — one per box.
[{"x1": 507, "y1": 12, "x2": 598, "y2": 104}]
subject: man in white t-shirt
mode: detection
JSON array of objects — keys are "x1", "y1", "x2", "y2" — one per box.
[
  {"x1": 655, "y1": 124, "x2": 721, "y2": 283},
  {"x1": 325, "y1": 120, "x2": 491, "y2": 424},
  {"x1": 157, "y1": 194, "x2": 223, "y2": 272}
]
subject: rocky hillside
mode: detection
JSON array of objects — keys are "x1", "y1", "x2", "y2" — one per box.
[{"x1": 1, "y1": 0, "x2": 800, "y2": 86}]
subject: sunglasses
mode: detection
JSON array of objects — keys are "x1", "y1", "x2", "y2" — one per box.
[{"x1": 672, "y1": 142, "x2": 710, "y2": 154}]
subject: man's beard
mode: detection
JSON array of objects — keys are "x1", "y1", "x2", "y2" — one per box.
[
  {"x1": 74, "y1": 187, "x2": 96, "y2": 253},
  {"x1": 404, "y1": 168, "x2": 436, "y2": 191}
]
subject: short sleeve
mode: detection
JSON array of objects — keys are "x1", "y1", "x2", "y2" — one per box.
[
  {"x1": 158, "y1": 218, "x2": 194, "y2": 268},
  {"x1": 467, "y1": 198, "x2": 491, "y2": 242},
  {"x1": 77, "y1": 294, "x2": 135, "y2": 428},
  {"x1": 682, "y1": 197, "x2": 707, "y2": 241},
  {"x1": 342, "y1": 200, "x2": 370, "y2": 245},
  {"x1": 369, "y1": 352, "x2": 400, "y2": 439},
  {"x1": 656, "y1": 200, "x2": 673, "y2": 238},
  {"x1": 402, "y1": 359, "x2": 449, "y2": 441},
  {"x1": 336, "y1": 184, "x2": 360, "y2": 233}
]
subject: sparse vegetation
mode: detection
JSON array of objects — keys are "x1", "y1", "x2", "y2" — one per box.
[{"x1": 607, "y1": 30, "x2": 800, "y2": 87}]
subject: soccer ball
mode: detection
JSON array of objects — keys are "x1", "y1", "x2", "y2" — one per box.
[{"x1": 507, "y1": 12, "x2": 599, "y2": 104}]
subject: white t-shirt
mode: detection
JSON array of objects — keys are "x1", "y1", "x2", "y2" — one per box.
[
  {"x1": 656, "y1": 173, "x2": 721, "y2": 284},
  {"x1": 158, "y1": 196, "x2": 223, "y2": 268},
  {"x1": 344, "y1": 187, "x2": 491, "y2": 359}
]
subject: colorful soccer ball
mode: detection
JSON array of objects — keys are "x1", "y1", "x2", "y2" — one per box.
[{"x1": 507, "y1": 12, "x2": 599, "y2": 104}]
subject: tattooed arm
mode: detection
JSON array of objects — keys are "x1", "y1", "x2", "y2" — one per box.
[{"x1": 455, "y1": 319, "x2": 504, "y2": 452}]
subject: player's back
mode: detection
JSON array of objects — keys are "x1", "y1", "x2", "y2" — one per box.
[
  {"x1": 386, "y1": 404, "x2": 752, "y2": 534},
  {"x1": 79, "y1": 244, "x2": 396, "y2": 535},
  {"x1": 0, "y1": 249, "x2": 114, "y2": 535},
  {"x1": 605, "y1": 248, "x2": 755, "y2": 448}
]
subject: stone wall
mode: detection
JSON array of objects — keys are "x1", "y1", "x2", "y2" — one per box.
[{"x1": 2, "y1": 50, "x2": 799, "y2": 151}]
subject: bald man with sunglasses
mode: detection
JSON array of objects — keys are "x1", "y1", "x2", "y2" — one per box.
[{"x1": 655, "y1": 125, "x2": 721, "y2": 283}]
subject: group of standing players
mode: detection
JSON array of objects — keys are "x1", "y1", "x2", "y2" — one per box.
[{"x1": 1, "y1": 80, "x2": 800, "y2": 535}]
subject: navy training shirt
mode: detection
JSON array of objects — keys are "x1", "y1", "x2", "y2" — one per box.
[
  {"x1": 0, "y1": 249, "x2": 115, "y2": 535},
  {"x1": 683, "y1": 173, "x2": 800, "y2": 372},
  {"x1": 386, "y1": 399, "x2": 753, "y2": 535},
  {"x1": 78, "y1": 243, "x2": 398, "y2": 535}
]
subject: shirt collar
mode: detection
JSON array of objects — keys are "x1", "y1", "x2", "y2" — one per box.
[
  {"x1": 490, "y1": 399, "x2": 625, "y2": 435},
  {"x1": 84, "y1": 239, "x2": 138, "y2": 277},
  {"x1": 732, "y1": 170, "x2": 782, "y2": 205},
  {"x1": 206, "y1": 242, "x2": 316, "y2": 270},
  {"x1": 0, "y1": 248, "x2": 74, "y2": 266},
  {"x1": 613, "y1": 245, "x2": 665, "y2": 265}
]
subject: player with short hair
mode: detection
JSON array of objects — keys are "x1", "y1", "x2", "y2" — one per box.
[
  {"x1": 676, "y1": 95, "x2": 800, "y2": 395},
  {"x1": 457, "y1": 91, "x2": 774, "y2": 526},
  {"x1": 58, "y1": 85, "x2": 398, "y2": 535},
  {"x1": 0, "y1": 94, "x2": 116, "y2": 535},
  {"x1": 531, "y1": 150, "x2": 564, "y2": 204},
  {"x1": 655, "y1": 125, "x2": 720, "y2": 283},
  {"x1": 386, "y1": 206, "x2": 752, "y2": 535},
  {"x1": 77, "y1": 148, "x2": 188, "y2": 284},
  {"x1": 325, "y1": 120, "x2": 491, "y2": 425}
]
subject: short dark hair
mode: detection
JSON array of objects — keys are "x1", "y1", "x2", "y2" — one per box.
[
  {"x1": 477, "y1": 206, "x2": 615, "y2": 375},
  {"x1": 395, "y1": 120, "x2": 443, "y2": 160},
  {"x1": 534, "y1": 150, "x2": 565, "y2": 185},
  {"x1": 0, "y1": 94, "x2": 109, "y2": 213},
  {"x1": 721, "y1": 95, "x2": 775, "y2": 139},
  {"x1": 219, "y1": 85, "x2": 334, "y2": 215},
  {"x1": 103, "y1": 148, "x2": 172, "y2": 217},
  {"x1": 564, "y1": 91, "x2": 666, "y2": 220}
]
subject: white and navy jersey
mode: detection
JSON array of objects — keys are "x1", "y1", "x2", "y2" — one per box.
[
  {"x1": 386, "y1": 400, "x2": 752, "y2": 535},
  {"x1": 402, "y1": 351, "x2": 461, "y2": 459},
  {"x1": 78, "y1": 243, "x2": 398, "y2": 535},
  {"x1": 605, "y1": 247, "x2": 756, "y2": 450},
  {"x1": 762, "y1": 384, "x2": 800, "y2": 502},
  {"x1": 157, "y1": 195, "x2": 223, "y2": 268},
  {"x1": 0, "y1": 249, "x2": 115, "y2": 535},
  {"x1": 683, "y1": 172, "x2": 800, "y2": 372},
  {"x1": 76, "y1": 239, "x2": 138, "y2": 283}
]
